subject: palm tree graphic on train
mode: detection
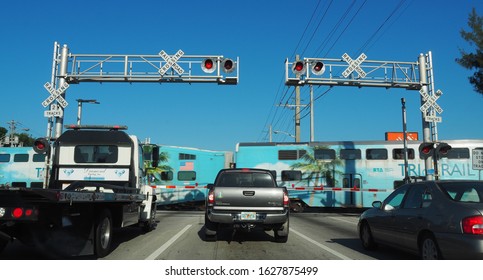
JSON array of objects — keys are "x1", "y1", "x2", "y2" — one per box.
[
  {"x1": 289, "y1": 146, "x2": 343, "y2": 208},
  {"x1": 290, "y1": 146, "x2": 343, "y2": 187},
  {"x1": 143, "y1": 146, "x2": 172, "y2": 183}
]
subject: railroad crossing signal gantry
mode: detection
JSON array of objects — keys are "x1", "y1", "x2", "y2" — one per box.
[
  {"x1": 285, "y1": 52, "x2": 443, "y2": 181},
  {"x1": 285, "y1": 53, "x2": 422, "y2": 89},
  {"x1": 43, "y1": 42, "x2": 239, "y2": 140}
]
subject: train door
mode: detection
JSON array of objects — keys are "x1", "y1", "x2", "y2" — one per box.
[{"x1": 342, "y1": 173, "x2": 362, "y2": 206}]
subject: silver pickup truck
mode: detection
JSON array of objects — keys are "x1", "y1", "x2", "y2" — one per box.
[{"x1": 204, "y1": 168, "x2": 290, "y2": 242}]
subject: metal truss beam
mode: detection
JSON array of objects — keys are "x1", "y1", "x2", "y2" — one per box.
[{"x1": 285, "y1": 55, "x2": 424, "y2": 90}]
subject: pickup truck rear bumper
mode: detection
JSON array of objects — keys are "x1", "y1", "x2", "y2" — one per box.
[{"x1": 207, "y1": 209, "x2": 289, "y2": 225}]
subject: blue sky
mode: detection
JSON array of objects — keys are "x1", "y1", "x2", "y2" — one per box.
[{"x1": 1, "y1": 0, "x2": 482, "y2": 152}]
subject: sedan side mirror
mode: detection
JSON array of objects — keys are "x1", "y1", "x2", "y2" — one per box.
[{"x1": 372, "y1": 201, "x2": 382, "y2": 208}]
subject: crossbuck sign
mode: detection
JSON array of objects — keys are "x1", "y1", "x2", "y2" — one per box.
[
  {"x1": 42, "y1": 82, "x2": 69, "y2": 108},
  {"x1": 342, "y1": 53, "x2": 367, "y2": 78},
  {"x1": 420, "y1": 89, "x2": 443, "y2": 123},
  {"x1": 158, "y1": 49, "x2": 185, "y2": 75}
]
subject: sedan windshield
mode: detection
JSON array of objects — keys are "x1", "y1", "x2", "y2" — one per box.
[{"x1": 439, "y1": 182, "x2": 483, "y2": 203}]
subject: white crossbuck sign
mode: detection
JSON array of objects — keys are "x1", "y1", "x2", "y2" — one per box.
[
  {"x1": 420, "y1": 88, "x2": 443, "y2": 114},
  {"x1": 42, "y1": 82, "x2": 69, "y2": 108},
  {"x1": 158, "y1": 50, "x2": 185, "y2": 75},
  {"x1": 342, "y1": 53, "x2": 367, "y2": 78},
  {"x1": 420, "y1": 88, "x2": 443, "y2": 122}
]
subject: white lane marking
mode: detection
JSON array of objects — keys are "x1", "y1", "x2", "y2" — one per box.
[
  {"x1": 291, "y1": 228, "x2": 352, "y2": 260},
  {"x1": 145, "y1": 224, "x2": 192, "y2": 260}
]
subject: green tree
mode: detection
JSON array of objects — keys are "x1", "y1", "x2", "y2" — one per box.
[
  {"x1": 0, "y1": 127, "x2": 7, "y2": 142},
  {"x1": 290, "y1": 146, "x2": 342, "y2": 187},
  {"x1": 457, "y1": 8, "x2": 483, "y2": 95}
]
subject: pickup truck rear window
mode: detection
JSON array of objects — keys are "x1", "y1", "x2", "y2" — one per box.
[{"x1": 217, "y1": 172, "x2": 275, "y2": 188}]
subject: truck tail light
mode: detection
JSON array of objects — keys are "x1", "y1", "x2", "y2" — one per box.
[
  {"x1": 208, "y1": 190, "x2": 215, "y2": 204},
  {"x1": 462, "y1": 216, "x2": 483, "y2": 234},
  {"x1": 283, "y1": 193, "x2": 289, "y2": 207},
  {"x1": 12, "y1": 208, "x2": 24, "y2": 219}
]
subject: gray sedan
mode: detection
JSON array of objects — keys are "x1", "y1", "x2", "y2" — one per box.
[{"x1": 358, "y1": 180, "x2": 483, "y2": 259}]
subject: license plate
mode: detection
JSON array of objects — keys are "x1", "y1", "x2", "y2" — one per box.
[{"x1": 240, "y1": 212, "x2": 256, "y2": 220}]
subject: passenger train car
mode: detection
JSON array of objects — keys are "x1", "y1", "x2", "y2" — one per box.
[
  {"x1": 0, "y1": 147, "x2": 46, "y2": 188},
  {"x1": 235, "y1": 140, "x2": 483, "y2": 209},
  {"x1": 150, "y1": 145, "x2": 233, "y2": 206}
]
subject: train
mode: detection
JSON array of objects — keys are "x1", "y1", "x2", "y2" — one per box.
[{"x1": 2, "y1": 139, "x2": 483, "y2": 209}]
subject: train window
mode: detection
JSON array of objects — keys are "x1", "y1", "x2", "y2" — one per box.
[
  {"x1": 179, "y1": 153, "x2": 196, "y2": 160},
  {"x1": 12, "y1": 182, "x2": 27, "y2": 188},
  {"x1": 366, "y1": 149, "x2": 388, "y2": 160},
  {"x1": 281, "y1": 170, "x2": 302, "y2": 181},
  {"x1": 13, "y1": 154, "x2": 29, "y2": 162},
  {"x1": 0, "y1": 154, "x2": 10, "y2": 163},
  {"x1": 442, "y1": 148, "x2": 470, "y2": 159},
  {"x1": 33, "y1": 154, "x2": 46, "y2": 162},
  {"x1": 178, "y1": 171, "x2": 196, "y2": 181},
  {"x1": 314, "y1": 149, "x2": 335, "y2": 160},
  {"x1": 340, "y1": 149, "x2": 361, "y2": 160},
  {"x1": 278, "y1": 150, "x2": 306, "y2": 160},
  {"x1": 392, "y1": 148, "x2": 415, "y2": 160},
  {"x1": 160, "y1": 171, "x2": 173, "y2": 181}
]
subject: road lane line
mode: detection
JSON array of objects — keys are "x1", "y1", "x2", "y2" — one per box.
[
  {"x1": 291, "y1": 228, "x2": 352, "y2": 260},
  {"x1": 145, "y1": 224, "x2": 192, "y2": 260}
]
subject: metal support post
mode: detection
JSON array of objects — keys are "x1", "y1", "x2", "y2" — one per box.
[
  {"x1": 418, "y1": 53, "x2": 433, "y2": 180},
  {"x1": 401, "y1": 98, "x2": 409, "y2": 183},
  {"x1": 54, "y1": 44, "x2": 69, "y2": 139}
]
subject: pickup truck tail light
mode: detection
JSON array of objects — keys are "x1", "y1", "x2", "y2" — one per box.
[
  {"x1": 283, "y1": 193, "x2": 289, "y2": 207},
  {"x1": 462, "y1": 215, "x2": 483, "y2": 234},
  {"x1": 208, "y1": 190, "x2": 215, "y2": 204}
]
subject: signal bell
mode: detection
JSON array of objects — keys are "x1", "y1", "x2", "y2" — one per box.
[
  {"x1": 202, "y1": 58, "x2": 216, "y2": 73},
  {"x1": 33, "y1": 138, "x2": 50, "y2": 154},
  {"x1": 311, "y1": 61, "x2": 325, "y2": 75}
]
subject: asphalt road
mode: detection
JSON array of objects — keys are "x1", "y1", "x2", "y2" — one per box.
[{"x1": 0, "y1": 209, "x2": 415, "y2": 260}]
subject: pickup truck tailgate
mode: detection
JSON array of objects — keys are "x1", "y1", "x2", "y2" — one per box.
[{"x1": 213, "y1": 186, "x2": 286, "y2": 210}]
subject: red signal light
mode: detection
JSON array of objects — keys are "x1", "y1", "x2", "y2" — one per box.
[
  {"x1": 202, "y1": 58, "x2": 216, "y2": 73},
  {"x1": 33, "y1": 138, "x2": 50, "y2": 154},
  {"x1": 419, "y1": 142, "x2": 434, "y2": 159},
  {"x1": 311, "y1": 61, "x2": 325, "y2": 75},
  {"x1": 205, "y1": 59, "x2": 213, "y2": 69},
  {"x1": 36, "y1": 142, "x2": 45, "y2": 150},
  {"x1": 436, "y1": 143, "x2": 452, "y2": 157},
  {"x1": 421, "y1": 146, "x2": 432, "y2": 154},
  {"x1": 293, "y1": 61, "x2": 304, "y2": 72}
]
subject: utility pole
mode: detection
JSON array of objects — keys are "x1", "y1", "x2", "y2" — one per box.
[{"x1": 295, "y1": 54, "x2": 301, "y2": 143}]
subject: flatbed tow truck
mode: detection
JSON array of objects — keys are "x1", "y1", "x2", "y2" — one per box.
[{"x1": 0, "y1": 125, "x2": 159, "y2": 258}]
